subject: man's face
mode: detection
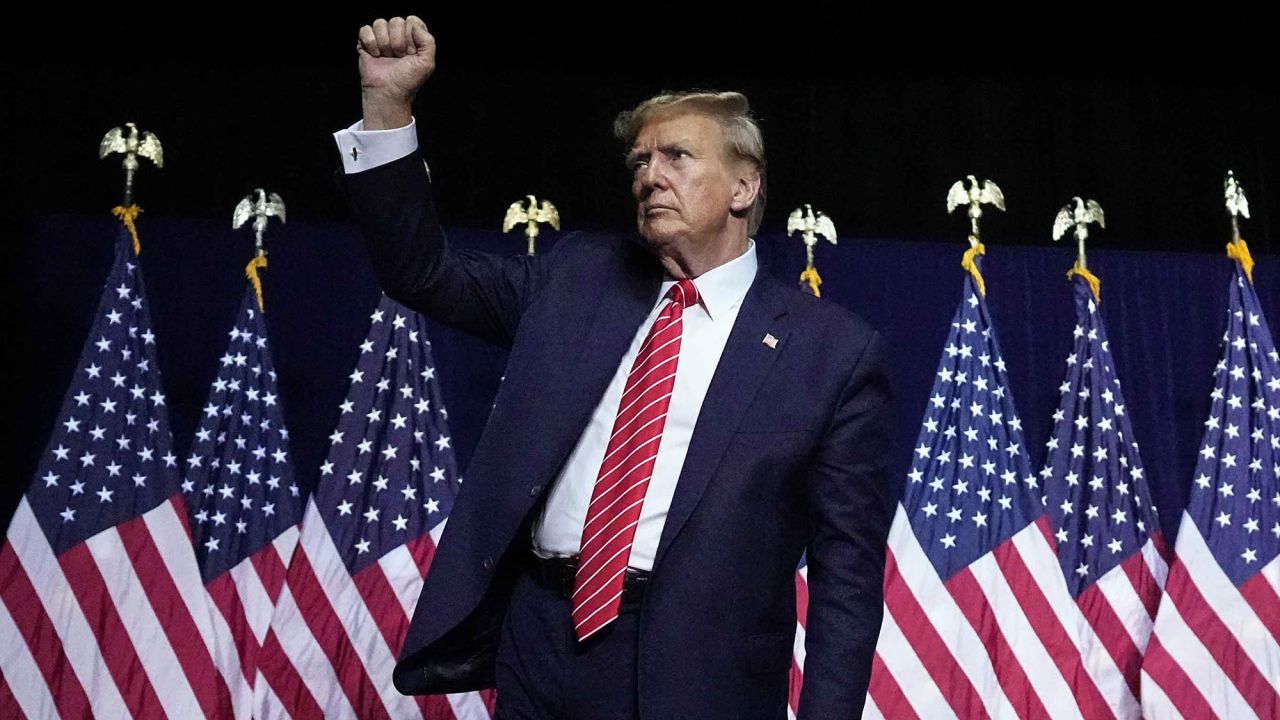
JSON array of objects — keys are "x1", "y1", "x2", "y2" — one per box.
[{"x1": 628, "y1": 112, "x2": 746, "y2": 253}]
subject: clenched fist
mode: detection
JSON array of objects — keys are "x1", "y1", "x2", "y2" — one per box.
[{"x1": 357, "y1": 16, "x2": 435, "y2": 130}]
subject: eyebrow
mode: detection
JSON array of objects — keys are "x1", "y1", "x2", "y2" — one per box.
[{"x1": 625, "y1": 141, "x2": 693, "y2": 166}]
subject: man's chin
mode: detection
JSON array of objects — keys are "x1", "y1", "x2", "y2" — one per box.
[{"x1": 638, "y1": 223, "x2": 681, "y2": 250}]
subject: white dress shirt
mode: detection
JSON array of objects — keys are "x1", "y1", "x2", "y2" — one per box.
[{"x1": 332, "y1": 118, "x2": 759, "y2": 571}]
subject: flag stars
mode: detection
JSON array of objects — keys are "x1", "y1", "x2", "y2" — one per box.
[
  {"x1": 1216, "y1": 511, "x2": 1232, "y2": 528},
  {"x1": 392, "y1": 515, "x2": 409, "y2": 531},
  {"x1": 1107, "y1": 539, "x2": 1124, "y2": 554},
  {"x1": 337, "y1": 500, "x2": 354, "y2": 516},
  {"x1": 1241, "y1": 548, "x2": 1258, "y2": 564},
  {"x1": 1111, "y1": 509, "x2": 1127, "y2": 524},
  {"x1": 96, "y1": 486, "x2": 114, "y2": 503},
  {"x1": 940, "y1": 533, "x2": 957, "y2": 549},
  {"x1": 363, "y1": 507, "x2": 380, "y2": 523},
  {"x1": 946, "y1": 507, "x2": 963, "y2": 523},
  {"x1": 1243, "y1": 518, "x2": 1259, "y2": 533},
  {"x1": 922, "y1": 502, "x2": 938, "y2": 517},
  {"x1": 355, "y1": 539, "x2": 371, "y2": 554}
]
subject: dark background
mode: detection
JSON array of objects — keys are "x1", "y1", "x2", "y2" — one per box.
[{"x1": 4, "y1": 10, "x2": 1277, "y2": 537}]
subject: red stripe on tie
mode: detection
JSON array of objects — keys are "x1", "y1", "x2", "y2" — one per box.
[
  {"x1": 946, "y1": 567, "x2": 1049, "y2": 720},
  {"x1": 1164, "y1": 560, "x2": 1279, "y2": 718},
  {"x1": 1239, "y1": 570, "x2": 1280, "y2": 645},
  {"x1": 1075, "y1": 572, "x2": 1143, "y2": 700},
  {"x1": 1141, "y1": 634, "x2": 1216, "y2": 719},
  {"x1": 990, "y1": 533, "x2": 1115, "y2": 720},
  {"x1": 572, "y1": 280, "x2": 698, "y2": 641},
  {"x1": 882, "y1": 549, "x2": 991, "y2": 720},
  {"x1": 257, "y1": 629, "x2": 326, "y2": 720},
  {"x1": 868, "y1": 651, "x2": 920, "y2": 720},
  {"x1": 0, "y1": 543, "x2": 90, "y2": 720},
  {"x1": 118, "y1": 508, "x2": 236, "y2": 718},
  {"x1": 59, "y1": 541, "x2": 166, "y2": 719},
  {"x1": 284, "y1": 549, "x2": 393, "y2": 720}
]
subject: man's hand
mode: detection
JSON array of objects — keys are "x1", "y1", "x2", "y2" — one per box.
[{"x1": 357, "y1": 16, "x2": 435, "y2": 130}]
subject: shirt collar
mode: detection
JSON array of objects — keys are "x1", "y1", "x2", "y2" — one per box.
[{"x1": 658, "y1": 238, "x2": 758, "y2": 323}]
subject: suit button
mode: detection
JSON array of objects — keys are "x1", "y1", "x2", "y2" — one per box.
[
  {"x1": 483, "y1": 555, "x2": 494, "y2": 571},
  {"x1": 529, "y1": 484, "x2": 542, "y2": 497}
]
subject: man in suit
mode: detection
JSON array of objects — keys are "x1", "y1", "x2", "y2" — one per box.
[{"x1": 335, "y1": 16, "x2": 893, "y2": 719}]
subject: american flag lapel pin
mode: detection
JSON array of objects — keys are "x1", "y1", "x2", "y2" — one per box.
[{"x1": 762, "y1": 333, "x2": 778, "y2": 349}]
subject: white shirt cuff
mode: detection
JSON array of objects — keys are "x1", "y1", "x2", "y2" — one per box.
[{"x1": 333, "y1": 117, "x2": 425, "y2": 175}]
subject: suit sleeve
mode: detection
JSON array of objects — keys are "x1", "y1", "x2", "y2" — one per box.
[
  {"x1": 797, "y1": 329, "x2": 894, "y2": 719},
  {"x1": 334, "y1": 148, "x2": 566, "y2": 348}
]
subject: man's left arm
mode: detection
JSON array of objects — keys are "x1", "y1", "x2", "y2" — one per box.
[{"x1": 797, "y1": 329, "x2": 894, "y2": 718}]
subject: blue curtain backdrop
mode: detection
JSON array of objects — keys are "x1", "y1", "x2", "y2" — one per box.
[{"x1": 9, "y1": 212, "x2": 1278, "y2": 543}]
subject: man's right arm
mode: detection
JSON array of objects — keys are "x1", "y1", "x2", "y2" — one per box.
[
  {"x1": 338, "y1": 16, "x2": 562, "y2": 348},
  {"x1": 334, "y1": 121, "x2": 558, "y2": 348}
]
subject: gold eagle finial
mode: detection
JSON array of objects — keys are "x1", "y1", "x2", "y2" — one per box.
[{"x1": 503, "y1": 195, "x2": 560, "y2": 255}]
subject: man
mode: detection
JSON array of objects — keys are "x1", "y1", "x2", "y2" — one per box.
[{"x1": 333, "y1": 16, "x2": 893, "y2": 719}]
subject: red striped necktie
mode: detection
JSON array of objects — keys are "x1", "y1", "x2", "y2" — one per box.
[{"x1": 571, "y1": 277, "x2": 700, "y2": 641}]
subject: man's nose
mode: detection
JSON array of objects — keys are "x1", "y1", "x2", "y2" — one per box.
[{"x1": 639, "y1": 158, "x2": 668, "y2": 190}]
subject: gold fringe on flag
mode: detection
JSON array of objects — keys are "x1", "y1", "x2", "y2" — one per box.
[
  {"x1": 1067, "y1": 264, "x2": 1101, "y2": 302},
  {"x1": 245, "y1": 254, "x2": 268, "y2": 311},
  {"x1": 112, "y1": 204, "x2": 142, "y2": 255},
  {"x1": 1227, "y1": 237, "x2": 1254, "y2": 284},
  {"x1": 961, "y1": 241, "x2": 987, "y2": 297},
  {"x1": 800, "y1": 266, "x2": 823, "y2": 298}
]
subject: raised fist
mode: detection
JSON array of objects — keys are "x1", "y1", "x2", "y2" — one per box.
[{"x1": 357, "y1": 16, "x2": 436, "y2": 105}]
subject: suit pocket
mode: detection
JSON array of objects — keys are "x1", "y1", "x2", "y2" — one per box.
[{"x1": 747, "y1": 630, "x2": 795, "y2": 675}]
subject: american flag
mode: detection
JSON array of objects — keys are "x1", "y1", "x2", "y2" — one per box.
[
  {"x1": 182, "y1": 283, "x2": 304, "y2": 718},
  {"x1": 788, "y1": 558, "x2": 808, "y2": 720},
  {"x1": 1040, "y1": 273, "x2": 1167, "y2": 717},
  {"x1": 866, "y1": 252, "x2": 1133, "y2": 719},
  {"x1": 1140, "y1": 255, "x2": 1280, "y2": 718},
  {"x1": 0, "y1": 230, "x2": 233, "y2": 718},
  {"x1": 253, "y1": 296, "x2": 491, "y2": 719}
]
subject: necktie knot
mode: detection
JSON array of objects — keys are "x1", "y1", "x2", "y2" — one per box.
[{"x1": 667, "y1": 278, "x2": 700, "y2": 312}]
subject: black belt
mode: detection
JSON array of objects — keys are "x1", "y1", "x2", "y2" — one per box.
[{"x1": 526, "y1": 551, "x2": 650, "y2": 608}]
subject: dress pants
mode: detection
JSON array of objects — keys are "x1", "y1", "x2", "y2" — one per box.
[{"x1": 493, "y1": 560, "x2": 641, "y2": 720}]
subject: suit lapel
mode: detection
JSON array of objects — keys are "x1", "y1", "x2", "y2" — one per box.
[
  {"x1": 653, "y1": 262, "x2": 792, "y2": 569},
  {"x1": 547, "y1": 240, "x2": 664, "y2": 485}
]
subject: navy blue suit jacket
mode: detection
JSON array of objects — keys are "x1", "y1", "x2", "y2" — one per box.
[{"x1": 336, "y1": 148, "x2": 894, "y2": 719}]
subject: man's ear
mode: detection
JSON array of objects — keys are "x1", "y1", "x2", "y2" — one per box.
[{"x1": 730, "y1": 166, "x2": 762, "y2": 214}]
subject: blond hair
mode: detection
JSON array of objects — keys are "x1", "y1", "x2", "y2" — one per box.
[{"x1": 613, "y1": 90, "x2": 767, "y2": 236}]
